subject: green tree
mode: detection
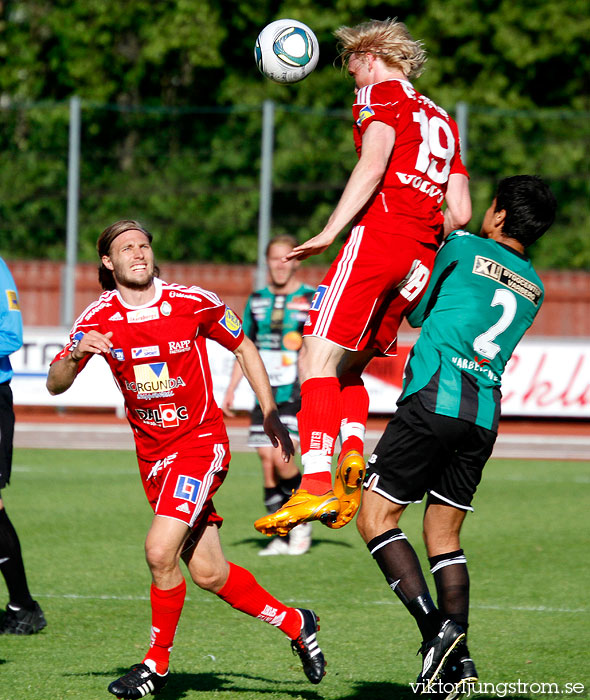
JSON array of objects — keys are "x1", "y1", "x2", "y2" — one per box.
[{"x1": 0, "y1": 0, "x2": 588, "y2": 267}]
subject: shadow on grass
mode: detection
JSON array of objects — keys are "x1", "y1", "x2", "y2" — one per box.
[
  {"x1": 83, "y1": 669, "x2": 323, "y2": 699},
  {"x1": 235, "y1": 536, "x2": 354, "y2": 551}
]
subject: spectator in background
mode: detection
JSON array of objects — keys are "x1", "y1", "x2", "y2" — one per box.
[
  {"x1": 223, "y1": 235, "x2": 316, "y2": 556},
  {"x1": 0, "y1": 256, "x2": 46, "y2": 635}
]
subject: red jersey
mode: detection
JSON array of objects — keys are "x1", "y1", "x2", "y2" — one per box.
[
  {"x1": 51, "y1": 278, "x2": 244, "y2": 461},
  {"x1": 352, "y1": 78, "x2": 468, "y2": 245}
]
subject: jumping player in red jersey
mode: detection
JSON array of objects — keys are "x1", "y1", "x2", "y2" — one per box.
[
  {"x1": 46, "y1": 221, "x2": 326, "y2": 699},
  {"x1": 255, "y1": 18, "x2": 472, "y2": 537}
]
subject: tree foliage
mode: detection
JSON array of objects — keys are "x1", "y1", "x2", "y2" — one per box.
[{"x1": 0, "y1": 0, "x2": 588, "y2": 267}]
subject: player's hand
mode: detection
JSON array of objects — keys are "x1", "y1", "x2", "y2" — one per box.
[
  {"x1": 263, "y1": 409, "x2": 295, "y2": 461},
  {"x1": 70, "y1": 330, "x2": 114, "y2": 361},
  {"x1": 221, "y1": 390, "x2": 235, "y2": 418},
  {"x1": 283, "y1": 231, "x2": 335, "y2": 261}
]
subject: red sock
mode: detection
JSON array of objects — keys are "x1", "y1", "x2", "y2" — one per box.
[
  {"x1": 216, "y1": 562, "x2": 301, "y2": 640},
  {"x1": 143, "y1": 579, "x2": 186, "y2": 674},
  {"x1": 297, "y1": 377, "x2": 341, "y2": 494},
  {"x1": 339, "y1": 374, "x2": 370, "y2": 456}
]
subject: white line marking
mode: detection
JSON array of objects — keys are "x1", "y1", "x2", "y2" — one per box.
[
  {"x1": 369, "y1": 600, "x2": 587, "y2": 614},
  {"x1": 31, "y1": 592, "x2": 587, "y2": 614}
]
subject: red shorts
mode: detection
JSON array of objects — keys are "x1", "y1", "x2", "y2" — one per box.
[
  {"x1": 304, "y1": 226, "x2": 437, "y2": 355},
  {"x1": 137, "y1": 442, "x2": 230, "y2": 529}
]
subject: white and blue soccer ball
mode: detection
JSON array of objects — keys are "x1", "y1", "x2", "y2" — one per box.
[{"x1": 254, "y1": 19, "x2": 319, "y2": 84}]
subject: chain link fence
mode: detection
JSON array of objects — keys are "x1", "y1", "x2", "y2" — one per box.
[{"x1": 1, "y1": 98, "x2": 588, "y2": 271}]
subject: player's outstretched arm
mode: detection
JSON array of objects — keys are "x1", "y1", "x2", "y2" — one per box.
[
  {"x1": 47, "y1": 330, "x2": 113, "y2": 395},
  {"x1": 283, "y1": 121, "x2": 396, "y2": 262},
  {"x1": 232, "y1": 336, "x2": 294, "y2": 460},
  {"x1": 221, "y1": 359, "x2": 244, "y2": 418}
]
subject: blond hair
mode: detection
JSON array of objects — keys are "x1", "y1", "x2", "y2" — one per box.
[
  {"x1": 266, "y1": 234, "x2": 298, "y2": 257},
  {"x1": 335, "y1": 18, "x2": 427, "y2": 79}
]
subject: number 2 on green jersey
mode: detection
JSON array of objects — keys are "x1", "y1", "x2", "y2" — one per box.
[{"x1": 473, "y1": 288, "x2": 517, "y2": 360}]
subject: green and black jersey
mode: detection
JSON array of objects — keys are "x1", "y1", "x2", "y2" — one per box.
[
  {"x1": 401, "y1": 230, "x2": 544, "y2": 432},
  {"x1": 242, "y1": 284, "x2": 315, "y2": 404}
]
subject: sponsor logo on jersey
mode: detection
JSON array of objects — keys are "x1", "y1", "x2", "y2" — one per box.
[
  {"x1": 169, "y1": 290, "x2": 202, "y2": 301},
  {"x1": 283, "y1": 331, "x2": 303, "y2": 351},
  {"x1": 84, "y1": 300, "x2": 112, "y2": 320},
  {"x1": 251, "y1": 298, "x2": 271, "y2": 310},
  {"x1": 310, "y1": 285, "x2": 328, "y2": 311},
  {"x1": 286, "y1": 297, "x2": 311, "y2": 311},
  {"x1": 6, "y1": 290, "x2": 19, "y2": 311},
  {"x1": 135, "y1": 403, "x2": 188, "y2": 428},
  {"x1": 127, "y1": 307, "x2": 159, "y2": 324},
  {"x1": 68, "y1": 330, "x2": 85, "y2": 352},
  {"x1": 396, "y1": 172, "x2": 444, "y2": 202},
  {"x1": 160, "y1": 301, "x2": 172, "y2": 316},
  {"x1": 126, "y1": 362, "x2": 186, "y2": 397},
  {"x1": 451, "y1": 355, "x2": 499, "y2": 382},
  {"x1": 109, "y1": 311, "x2": 124, "y2": 321},
  {"x1": 176, "y1": 502, "x2": 191, "y2": 514},
  {"x1": 110, "y1": 348, "x2": 125, "y2": 361},
  {"x1": 472, "y1": 256, "x2": 542, "y2": 306},
  {"x1": 131, "y1": 345, "x2": 160, "y2": 359},
  {"x1": 174, "y1": 475, "x2": 202, "y2": 504},
  {"x1": 219, "y1": 308, "x2": 242, "y2": 338},
  {"x1": 356, "y1": 105, "x2": 375, "y2": 126},
  {"x1": 168, "y1": 339, "x2": 192, "y2": 354}
]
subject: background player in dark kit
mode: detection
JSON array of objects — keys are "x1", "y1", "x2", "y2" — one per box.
[{"x1": 223, "y1": 235, "x2": 315, "y2": 556}]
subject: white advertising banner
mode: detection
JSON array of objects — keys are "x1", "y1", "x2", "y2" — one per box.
[
  {"x1": 9, "y1": 328, "x2": 590, "y2": 419},
  {"x1": 500, "y1": 338, "x2": 590, "y2": 417}
]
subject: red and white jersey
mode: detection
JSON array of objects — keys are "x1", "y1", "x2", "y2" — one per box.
[
  {"x1": 352, "y1": 79, "x2": 468, "y2": 245},
  {"x1": 51, "y1": 278, "x2": 244, "y2": 461}
]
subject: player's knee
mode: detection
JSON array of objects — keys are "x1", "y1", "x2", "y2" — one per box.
[
  {"x1": 145, "y1": 541, "x2": 177, "y2": 575},
  {"x1": 423, "y1": 526, "x2": 461, "y2": 557},
  {"x1": 191, "y1": 564, "x2": 227, "y2": 592}
]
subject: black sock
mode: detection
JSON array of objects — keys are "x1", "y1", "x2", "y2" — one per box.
[
  {"x1": 263, "y1": 486, "x2": 285, "y2": 513},
  {"x1": 368, "y1": 528, "x2": 442, "y2": 641},
  {"x1": 429, "y1": 549, "x2": 469, "y2": 638},
  {"x1": 0, "y1": 508, "x2": 35, "y2": 610},
  {"x1": 279, "y1": 473, "x2": 301, "y2": 499}
]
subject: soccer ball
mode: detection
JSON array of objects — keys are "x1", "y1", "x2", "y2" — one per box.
[{"x1": 254, "y1": 19, "x2": 319, "y2": 84}]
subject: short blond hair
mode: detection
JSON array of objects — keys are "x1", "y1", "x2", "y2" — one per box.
[{"x1": 335, "y1": 18, "x2": 427, "y2": 79}]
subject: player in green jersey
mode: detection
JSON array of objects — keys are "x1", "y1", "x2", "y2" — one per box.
[
  {"x1": 223, "y1": 235, "x2": 316, "y2": 556},
  {"x1": 356, "y1": 176, "x2": 556, "y2": 697}
]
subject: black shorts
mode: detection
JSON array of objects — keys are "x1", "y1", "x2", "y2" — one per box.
[
  {"x1": 248, "y1": 399, "x2": 300, "y2": 448},
  {"x1": 364, "y1": 392, "x2": 496, "y2": 511},
  {"x1": 0, "y1": 382, "x2": 15, "y2": 489}
]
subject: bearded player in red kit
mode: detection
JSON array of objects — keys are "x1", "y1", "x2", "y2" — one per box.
[
  {"x1": 47, "y1": 221, "x2": 325, "y2": 699},
  {"x1": 255, "y1": 18, "x2": 472, "y2": 537}
]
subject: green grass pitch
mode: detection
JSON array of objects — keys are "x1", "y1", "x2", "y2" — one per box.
[{"x1": 1, "y1": 449, "x2": 588, "y2": 700}]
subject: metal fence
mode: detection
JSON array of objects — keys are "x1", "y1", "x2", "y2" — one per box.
[{"x1": 1, "y1": 97, "x2": 588, "y2": 324}]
